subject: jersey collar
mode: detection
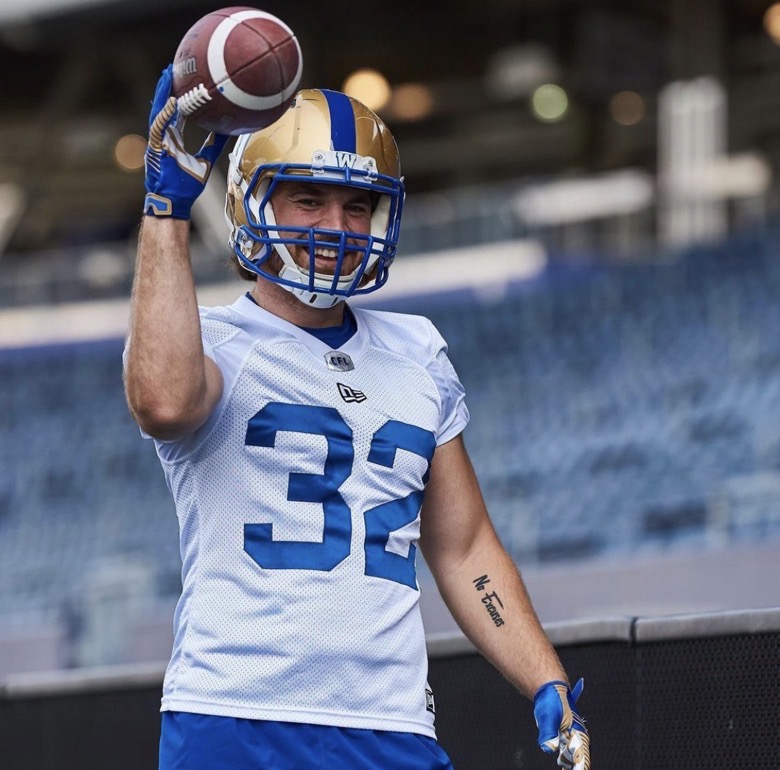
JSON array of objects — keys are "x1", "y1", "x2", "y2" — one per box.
[{"x1": 229, "y1": 294, "x2": 368, "y2": 366}]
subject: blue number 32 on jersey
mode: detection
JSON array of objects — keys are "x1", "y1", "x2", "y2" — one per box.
[{"x1": 243, "y1": 402, "x2": 436, "y2": 590}]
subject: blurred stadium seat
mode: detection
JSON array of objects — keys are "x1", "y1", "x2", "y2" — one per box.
[{"x1": 1, "y1": 221, "x2": 779, "y2": 670}]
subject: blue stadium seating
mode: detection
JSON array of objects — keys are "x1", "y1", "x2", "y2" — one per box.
[{"x1": 1, "y1": 225, "x2": 779, "y2": 637}]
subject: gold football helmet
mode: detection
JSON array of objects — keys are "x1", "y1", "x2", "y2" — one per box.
[{"x1": 225, "y1": 89, "x2": 405, "y2": 308}]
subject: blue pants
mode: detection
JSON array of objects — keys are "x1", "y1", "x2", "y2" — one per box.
[{"x1": 159, "y1": 711, "x2": 455, "y2": 770}]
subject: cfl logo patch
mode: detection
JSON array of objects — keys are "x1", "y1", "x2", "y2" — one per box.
[
  {"x1": 337, "y1": 383, "x2": 366, "y2": 403},
  {"x1": 325, "y1": 351, "x2": 354, "y2": 371}
]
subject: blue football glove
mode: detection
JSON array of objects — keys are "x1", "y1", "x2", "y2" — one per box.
[
  {"x1": 533, "y1": 678, "x2": 590, "y2": 769},
  {"x1": 143, "y1": 64, "x2": 229, "y2": 219}
]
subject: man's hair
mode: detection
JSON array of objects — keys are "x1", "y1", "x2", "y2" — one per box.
[{"x1": 228, "y1": 253, "x2": 258, "y2": 283}]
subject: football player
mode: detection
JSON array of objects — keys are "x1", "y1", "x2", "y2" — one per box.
[{"x1": 125, "y1": 65, "x2": 590, "y2": 770}]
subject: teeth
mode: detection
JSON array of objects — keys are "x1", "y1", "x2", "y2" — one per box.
[{"x1": 316, "y1": 248, "x2": 338, "y2": 259}]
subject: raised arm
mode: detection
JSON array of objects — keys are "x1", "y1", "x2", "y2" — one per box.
[
  {"x1": 419, "y1": 433, "x2": 590, "y2": 769},
  {"x1": 124, "y1": 65, "x2": 228, "y2": 440},
  {"x1": 125, "y1": 218, "x2": 223, "y2": 440}
]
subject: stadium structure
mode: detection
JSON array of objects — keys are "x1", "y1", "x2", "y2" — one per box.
[{"x1": 0, "y1": 2, "x2": 778, "y2": 768}]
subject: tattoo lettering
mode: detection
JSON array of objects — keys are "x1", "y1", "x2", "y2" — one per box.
[{"x1": 472, "y1": 574, "x2": 505, "y2": 627}]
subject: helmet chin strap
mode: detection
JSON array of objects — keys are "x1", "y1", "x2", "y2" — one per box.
[{"x1": 276, "y1": 263, "x2": 345, "y2": 308}]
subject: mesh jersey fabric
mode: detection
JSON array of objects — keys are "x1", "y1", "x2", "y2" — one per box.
[{"x1": 146, "y1": 295, "x2": 470, "y2": 737}]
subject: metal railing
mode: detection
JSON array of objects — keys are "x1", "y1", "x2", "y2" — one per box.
[{"x1": 2, "y1": 607, "x2": 778, "y2": 770}]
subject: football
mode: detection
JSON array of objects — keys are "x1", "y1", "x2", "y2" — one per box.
[{"x1": 171, "y1": 6, "x2": 303, "y2": 135}]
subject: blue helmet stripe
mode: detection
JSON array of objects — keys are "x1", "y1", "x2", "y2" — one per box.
[{"x1": 321, "y1": 89, "x2": 357, "y2": 153}]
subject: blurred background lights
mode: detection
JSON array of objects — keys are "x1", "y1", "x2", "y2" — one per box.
[
  {"x1": 485, "y1": 43, "x2": 559, "y2": 101},
  {"x1": 390, "y1": 83, "x2": 434, "y2": 122},
  {"x1": 342, "y1": 68, "x2": 391, "y2": 111},
  {"x1": 113, "y1": 133, "x2": 146, "y2": 172},
  {"x1": 531, "y1": 83, "x2": 569, "y2": 122},
  {"x1": 609, "y1": 90, "x2": 646, "y2": 126},
  {"x1": 764, "y1": 2, "x2": 780, "y2": 43}
]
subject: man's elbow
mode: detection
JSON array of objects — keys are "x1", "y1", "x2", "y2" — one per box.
[{"x1": 126, "y1": 394, "x2": 200, "y2": 441}]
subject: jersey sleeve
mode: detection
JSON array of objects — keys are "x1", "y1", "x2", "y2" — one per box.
[{"x1": 425, "y1": 322, "x2": 470, "y2": 445}]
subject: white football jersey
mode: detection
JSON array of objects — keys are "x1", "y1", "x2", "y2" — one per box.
[{"x1": 149, "y1": 295, "x2": 469, "y2": 737}]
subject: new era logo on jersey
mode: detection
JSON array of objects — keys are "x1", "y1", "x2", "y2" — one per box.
[{"x1": 337, "y1": 383, "x2": 367, "y2": 403}]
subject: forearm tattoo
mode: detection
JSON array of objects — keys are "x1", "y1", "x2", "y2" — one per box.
[{"x1": 473, "y1": 574, "x2": 505, "y2": 627}]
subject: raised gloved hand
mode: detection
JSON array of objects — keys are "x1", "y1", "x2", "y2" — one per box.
[
  {"x1": 143, "y1": 64, "x2": 229, "y2": 219},
  {"x1": 534, "y1": 678, "x2": 590, "y2": 769}
]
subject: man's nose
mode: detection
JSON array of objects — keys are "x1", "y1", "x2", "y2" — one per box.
[{"x1": 318, "y1": 202, "x2": 349, "y2": 231}]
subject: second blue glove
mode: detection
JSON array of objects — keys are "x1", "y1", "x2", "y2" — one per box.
[{"x1": 533, "y1": 678, "x2": 590, "y2": 769}]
